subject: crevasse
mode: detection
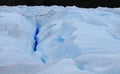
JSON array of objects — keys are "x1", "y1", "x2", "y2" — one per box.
[{"x1": 33, "y1": 20, "x2": 40, "y2": 52}]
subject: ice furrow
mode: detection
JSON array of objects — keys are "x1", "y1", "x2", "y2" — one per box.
[{"x1": 33, "y1": 20, "x2": 40, "y2": 52}]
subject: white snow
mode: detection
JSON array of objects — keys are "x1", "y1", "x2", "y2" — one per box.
[{"x1": 0, "y1": 6, "x2": 120, "y2": 74}]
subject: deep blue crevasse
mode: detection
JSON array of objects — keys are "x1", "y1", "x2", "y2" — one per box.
[
  {"x1": 33, "y1": 20, "x2": 46, "y2": 64},
  {"x1": 33, "y1": 21, "x2": 40, "y2": 52}
]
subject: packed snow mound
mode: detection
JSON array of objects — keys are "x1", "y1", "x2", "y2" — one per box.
[
  {"x1": 35, "y1": 59, "x2": 92, "y2": 74},
  {"x1": 0, "y1": 6, "x2": 120, "y2": 74},
  {"x1": 0, "y1": 59, "x2": 92, "y2": 74}
]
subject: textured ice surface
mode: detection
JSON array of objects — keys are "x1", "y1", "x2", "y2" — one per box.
[
  {"x1": 0, "y1": 6, "x2": 120, "y2": 74},
  {"x1": 0, "y1": 11, "x2": 41, "y2": 66}
]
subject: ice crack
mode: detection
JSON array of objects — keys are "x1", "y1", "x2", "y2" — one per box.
[{"x1": 33, "y1": 20, "x2": 40, "y2": 52}]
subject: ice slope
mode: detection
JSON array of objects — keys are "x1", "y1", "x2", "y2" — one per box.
[
  {"x1": 0, "y1": 59, "x2": 93, "y2": 74},
  {"x1": 0, "y1": 11, "x2": 42, "y2": 66},
  {"x1": 36, "y1": 7, "x2": 120, "y2": 73},
  {"x1": 0, "y1": 6, "x2": 120, "y2": 74}
]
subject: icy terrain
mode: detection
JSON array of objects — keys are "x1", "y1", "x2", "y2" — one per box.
[{"x1": 0, "y1": 6, "x2": 120, "y2": 74}]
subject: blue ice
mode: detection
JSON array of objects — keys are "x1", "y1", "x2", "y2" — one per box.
[{"x1": 56, "y1": 36, "x2": 64, "y2": 42}]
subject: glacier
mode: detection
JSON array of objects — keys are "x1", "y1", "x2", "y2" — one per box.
[{"x1": 0, "y1": 6, "x2": 120, "y2": 74}]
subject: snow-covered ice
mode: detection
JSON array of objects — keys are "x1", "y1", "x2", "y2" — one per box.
[{"x1": 0, "y1": 6, "x2": 120, "y2": 74}]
